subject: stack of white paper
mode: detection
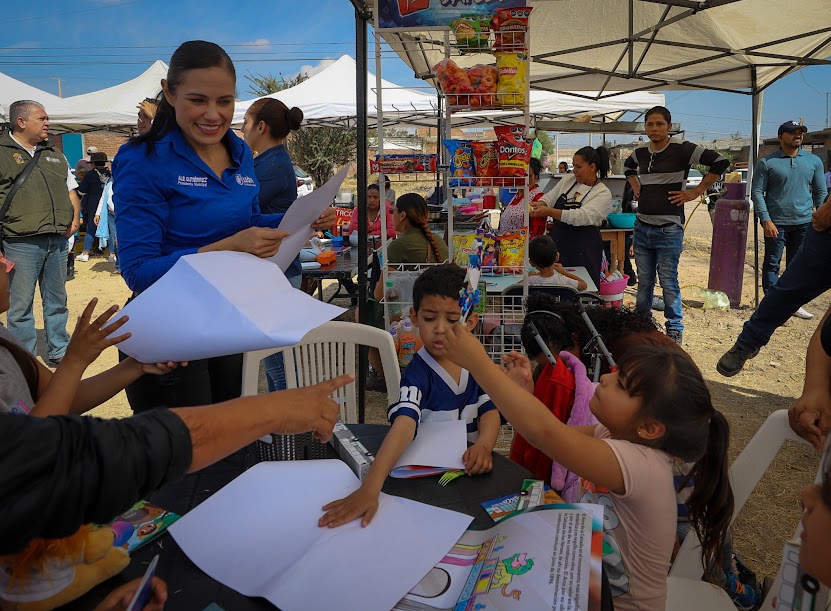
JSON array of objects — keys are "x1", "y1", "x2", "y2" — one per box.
[
  {"x1": 111, "y1": 251, "x2": 344, "y2": 363},
  {"x1": 391, "y1": 421, "x2": 467, "y2": 478},
  {"x1": 169, "y1": 460, "x2": 473, "y2": 611}
]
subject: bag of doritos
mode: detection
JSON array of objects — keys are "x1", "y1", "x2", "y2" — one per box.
[
  {"x1": 443, "y1": 139, "x2": 476, "y2": 187},
  {"x1": 494, "y1": 125, "x2": 532, "y2": 186}
]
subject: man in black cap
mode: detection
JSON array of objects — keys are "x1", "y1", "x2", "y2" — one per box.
[{"x1": 717, "y1": 120, "x2": 829, "y2": 377}]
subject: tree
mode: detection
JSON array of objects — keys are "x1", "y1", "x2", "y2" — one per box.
[
  {"x1": 536, "y1": 131, "x2": 554, "y2": 158},
  {"x1": 244, "y1": 70, "x2": 357, "y2": 185}
]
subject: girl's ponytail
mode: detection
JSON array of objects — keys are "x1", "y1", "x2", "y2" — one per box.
[{"x1": 684, "y1": 410, "x2": 734, "y2": 580}]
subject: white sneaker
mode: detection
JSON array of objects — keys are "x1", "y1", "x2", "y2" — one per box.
[
  {"x1": 107, "y1": 255, "x2": 116, "y2": 263},
  {"x1": 793, "y1": 307, "x2": 814, "y2": 320},
  {"x1": 76, "y1": 253, "x2": 89, "y2": 262}
]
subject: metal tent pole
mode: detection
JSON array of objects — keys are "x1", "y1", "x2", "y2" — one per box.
[
  {"x1": 750, "y1": 68, "x2": 764, "y2": 309},
  {"x1": 355, "y1": 5, "x2": 369, "y2": 422}
]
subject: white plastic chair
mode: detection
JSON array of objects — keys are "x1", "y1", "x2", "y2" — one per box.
[
  {"x1": 666, "y1": 409, "x2": 815, "y2": 610},
  {"x1": 241, "y1": 321, "x2": 400, "y2": 423}
]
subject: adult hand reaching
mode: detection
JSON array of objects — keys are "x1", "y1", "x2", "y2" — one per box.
[
  {"x1": 812, "y1": 200, "x2": 831, "y2": 232},
  {"x1": 789, "y1": 390, "x2": 831, "y2": 451},
  {"x1": 231, "y1": 227, "x2": 290, "y2": 258},
  {"x1": 273, "y1": 374, "x2": 354, "y2": 443},
  {"x1": 312, "y1": 207, "x2": 337, "y2": 232}
]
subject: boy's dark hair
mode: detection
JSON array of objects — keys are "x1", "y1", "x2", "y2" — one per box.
[
  {"x1": 412, "y1": 263, "x2": 466, "y2": 311},
  {"x1": 528, "y1": 235, "x2": 558, "y2": 268}
]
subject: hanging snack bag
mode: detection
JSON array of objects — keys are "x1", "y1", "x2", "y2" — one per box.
[
  {"x1": 433, "y1": 58, "x2": 474, "y2": 107},
  {"x1": 471, "y1": 141, "x2": 499, "y2": 184},
  {"x1": 451, "y1": 15, "x2": 491, "y2": 53},
  {"x1": 495, "y1": 52, "x2": 528, "y2": 106},
  {"x1": 491, "y1": 6, "x2": 532, "y2": 53},
  {"x1": 467, "y1": 64, "x2": 499, "y2": 107},
  {"x1": 443, "y1": 139, "x2": 476, "y2": 186},
  {"x1": 452, "y1": 232, "x2": 481, "y2": 268},
  {"x1": 478, "y1": 228, "x2": 497, "y2": 268},
  {"x1": 497, "y1": 228, "x2": 527, "y2": 272},
  {"x1": 494, "y1": 125, "x2": 532, "y2": 185}
]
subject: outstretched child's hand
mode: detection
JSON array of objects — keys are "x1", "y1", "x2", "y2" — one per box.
[
  {"x1": 463, "y1": 442, "x2": 494, "y2": 475},
  {"x1": 64, "y1": 298, "x2": 131, "y2": 368},
  {"x1": 501, "y1": 351, "x2": 534, "y2": 393},
  {"x1": 319, "y1": 486, "x2": 379, "y2": 528},
  {"x1": 442, "y1": 321, "x2": 489, "y2": 370}
]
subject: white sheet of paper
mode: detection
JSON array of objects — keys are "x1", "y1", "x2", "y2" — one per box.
[
  {"x1": 111, "y1": 251, "x2": 344, "y2": 362},
  {"x1": 169, "y1": 460, "x2": 473, "y2": 611},
  {"x1": 270, "y1": 164, "x2": 351, "y2": 271},
  {"x1": 391, "y1": 421, "x2": 467, "y2": 476}
]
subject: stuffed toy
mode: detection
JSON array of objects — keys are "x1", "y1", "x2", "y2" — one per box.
[{"x1": 0, "y1": 525, "x2": 130, "y2": 610}]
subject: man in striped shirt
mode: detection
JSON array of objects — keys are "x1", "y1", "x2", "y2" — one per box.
[{"x1": 624, "y1": 106, "x2": 729, "y2": 345}]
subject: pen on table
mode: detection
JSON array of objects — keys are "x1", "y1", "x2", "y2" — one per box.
[{"x1": 528, "y1": 320, "x2": 557, "y2": 366}]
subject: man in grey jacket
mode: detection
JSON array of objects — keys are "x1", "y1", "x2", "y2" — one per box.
[{"x1": 0, "y1": 100, "x2": 81, "y2": 366}]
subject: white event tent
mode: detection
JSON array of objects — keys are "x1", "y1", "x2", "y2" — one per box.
[
  {"x1": 46, "y1": 60, "x2": 169, "y2": 133},
  {"x1": 234, "y1": 54, "x2": 664, "y2": 129},
  {"x1": 0, "y1": 73, "x2": 63, "y2": 124}
]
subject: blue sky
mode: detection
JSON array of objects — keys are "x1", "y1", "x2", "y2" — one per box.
[{"x1": 1, "y1": 0, "x2": 829, "y2": 144}]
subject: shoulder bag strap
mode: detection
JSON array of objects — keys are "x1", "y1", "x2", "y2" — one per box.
[{"x1": 1, "y1": 146, "x2": 44, "y2": 222}]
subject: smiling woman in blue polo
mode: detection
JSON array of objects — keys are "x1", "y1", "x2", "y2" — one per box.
[{"x1": 112, "y1": 40, "x2": 333, "y2": 413}]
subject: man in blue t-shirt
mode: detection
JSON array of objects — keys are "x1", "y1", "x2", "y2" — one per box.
[
  {"x1": 717, "y1": 121, "x2": 830, "y2": 377},
  {"x1": 750, "y1": 121, "x2": 826, "y2": 315},
  {"x1": 319, "y1": 264, "x2": 502, "y2": 529}
]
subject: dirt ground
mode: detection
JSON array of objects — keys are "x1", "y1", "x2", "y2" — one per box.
[{"x1": 21, "y1": 199, "x2": 823, "y2": 583}]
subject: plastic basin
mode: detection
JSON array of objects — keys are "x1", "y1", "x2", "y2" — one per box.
[{"x1": 606, "y1": 213, "x2": 636, "y2": 229}]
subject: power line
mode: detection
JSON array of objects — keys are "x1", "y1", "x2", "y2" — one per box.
[{"x1": 5, "y1": 0, "x2": 147, "y2": 25}]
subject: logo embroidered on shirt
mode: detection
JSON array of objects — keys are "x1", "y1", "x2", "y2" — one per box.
[
  {"x1": 12, "y1": 153, "x2": 26, "y2": 164},
  {"x1": 235, "y1": 174, "x2": 256, "y2": 187},
  {"x1": 177, "y1": 175, "x2": 208, "y2": 187},
  {"x1": 44, "y1": 156, "x2": 62, "y2": 164}
]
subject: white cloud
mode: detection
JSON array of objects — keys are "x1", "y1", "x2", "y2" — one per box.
[
  {"x1": 298, "y1": 58, "x2": 337, "y2": 79},
  {"x1": 244, "y1": 38, "x2": 272, "y2": 50}
]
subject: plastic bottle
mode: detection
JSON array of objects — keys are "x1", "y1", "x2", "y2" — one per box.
[
  {"x1": 389, "y1": 324, "x2": 400, "y2": 353},
  {"x1": 398, "y1": 319, "x2": 422, "y2": 368},
  {"x1": 385, "y1": 280, "x2": 402, "y2": 321}
]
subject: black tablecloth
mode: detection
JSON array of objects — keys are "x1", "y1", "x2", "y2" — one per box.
[{"x1": 68, "y1": 425, "x2": 612, "y2": 610}]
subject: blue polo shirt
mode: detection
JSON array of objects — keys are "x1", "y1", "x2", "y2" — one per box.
[
  {"x1": 113, "y1": 128, "x2": 284, "y2": 293},
  {"x1": 750, "y1": 148, "x2": 827, "y2": 225}
]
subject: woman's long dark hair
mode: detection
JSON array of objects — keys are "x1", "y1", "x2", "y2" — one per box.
[
  {"x1": 574, "y1": 145, "x2": 611, "y2": 179},
  {"x1": 0, "y1": 337, "x2": 39, "y2": 401},
  {"x1": 132, "y1": 41, "x2": 236, "y2": 151},
  {"x1": 247, "y1": 98, "x2": 303, "y2": 141},
  {"x1": 618, "y1": 346, "x2": 733, "y2": 581},
  {"x1": 395, "y1": 193, "x2": 444, "y2": 263}
]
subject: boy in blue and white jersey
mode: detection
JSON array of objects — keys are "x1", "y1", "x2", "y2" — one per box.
[{"x1": 319, "y1": 264, "x2": 502, "y2": 529}]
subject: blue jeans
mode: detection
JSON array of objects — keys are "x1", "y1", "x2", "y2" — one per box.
[
  {"x1": 762, "y1": 222, "x2": 809, "y2": 292},
  {"x1": 263, "y1": 273, "x2": 303, "y2": 391},
  {"x1": 3, "y1": 235, "x2": 69, "y2": 360},
  {"x1": 737, "y1": 227, "x2": 831, "y2": 351},
  {"x1": 107, "y1": 212, "x2": 119, "y2": 270},
  {"x1": 634, "y1": 222, "x2": 684, "y2": 334},
  {"x1": 83, "y1": 217, "x2": 98, "y2": 252}
]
